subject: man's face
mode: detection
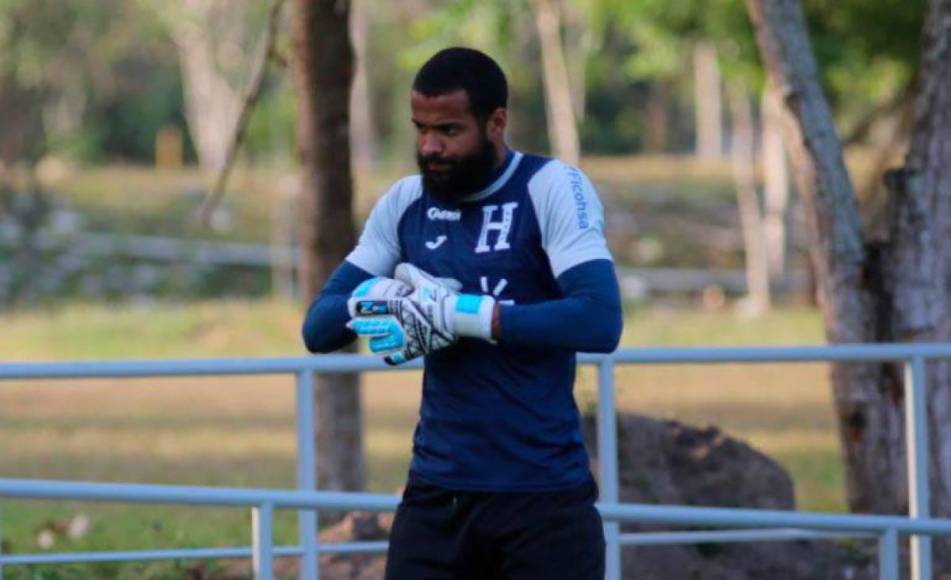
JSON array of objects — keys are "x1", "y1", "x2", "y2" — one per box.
[{"x1": 411, "y1": 89, "x2": 501, "y2": 203}]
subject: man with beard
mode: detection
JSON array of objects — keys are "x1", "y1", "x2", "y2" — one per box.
[{"x1": 303, "y1": 47, "x2": 621, "y2": 579}]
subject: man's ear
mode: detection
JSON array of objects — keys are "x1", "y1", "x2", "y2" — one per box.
[{"x1": 486, "y1": 107, "x2": 507, "y2": 140}]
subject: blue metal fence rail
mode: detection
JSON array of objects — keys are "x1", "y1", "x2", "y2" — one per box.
[{"x1": 1, "y1": 343, "x2": 950, "y2": 580}]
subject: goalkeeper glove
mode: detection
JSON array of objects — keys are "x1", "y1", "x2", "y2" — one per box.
[
  {"x1": 393, "y1": 263, "x2": 496, "y2": 342},
  {"x1": 346, "y1": 276, "x2": 413, "y2": 354},
  {"x1": 346, "y1": 276, "x2": 413, "y2": 317},
  {"x1": 348, "y1": 263, "x2": 496, "y2": 365}
]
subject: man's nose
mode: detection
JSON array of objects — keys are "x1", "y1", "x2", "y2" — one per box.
[{"x1": 419, "y1": 133, "x2": 444, "y2": 157}]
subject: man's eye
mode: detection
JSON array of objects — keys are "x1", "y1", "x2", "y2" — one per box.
[{"x1": 444, "y1": 127, "x2": 460, "y2": 136}]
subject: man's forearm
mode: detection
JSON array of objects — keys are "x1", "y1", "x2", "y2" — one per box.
[
  {"x1": 494, "y1": 260, "x2": 622, "y2": 353},
  {"x1": 302, "y1": 261, "x2": 374, "y2": 353}
]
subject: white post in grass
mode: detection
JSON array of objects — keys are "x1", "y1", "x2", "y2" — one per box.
[
  {"x1": 252, "y1": 503, "x2": 275, "y2": 580},
  {"x1": 0, "y1": 503, "x2": 5, "y2": 579},
  {"x1": 905, "y1": 357, "x2": 931, "y2": 580},
  {"x1": 878, "y1": 527, "x2": 899, "y2": 580},
  {"x1": 597, "y1": 358, "x2": 621, "y2": 580},
  {"x1": 296, "y1": 370, "x2": 319, "y2": 580}
]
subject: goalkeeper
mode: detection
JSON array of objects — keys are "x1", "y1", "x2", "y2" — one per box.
[{"x1": 302, "y1": 47, "x2": 622, "y2": 580}]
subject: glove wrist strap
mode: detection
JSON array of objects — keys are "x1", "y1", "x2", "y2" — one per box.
[{"x1": 448, "y1": 294, "x2": 496, "y2": 342}]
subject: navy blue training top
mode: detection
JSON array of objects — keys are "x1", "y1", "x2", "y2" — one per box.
[{"x1": 306, "y1": 151, "x2": 622, "y2": 491}]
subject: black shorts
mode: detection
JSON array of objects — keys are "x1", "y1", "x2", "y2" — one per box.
[{"x1": 384, "y1": 475, "x2": 605, "y2": 580}]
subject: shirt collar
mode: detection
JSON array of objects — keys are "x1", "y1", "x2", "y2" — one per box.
[{"x1": 462, "y1": 149, "x2": 522, "y2": 203}]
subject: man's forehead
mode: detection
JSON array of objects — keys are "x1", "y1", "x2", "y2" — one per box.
[{"x1": 410, "y1": 89, "x2": 474, "y2": 122}]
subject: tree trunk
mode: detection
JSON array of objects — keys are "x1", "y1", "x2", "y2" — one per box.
[
  {"x1": 173, "y1": 0, "x2": 246, "y2": 175},
  {"x1": 761, "y1": 86, "x2": 790, "y2": 283},
  {"x1": 561, "y1": 1, "x2": 591, "y2": 124},
  {"x1": 728, "y1": 81, "x2": 770, "y2": 313},
  {"x1": 291, "y1": 0, "x2": 365, "y2": 493},
  {"x1": 693, "y1": 42, "x2": 723, "y2": 160},
  {"x1": 532, "y1": 0, "x2": 580, "y2": 165},
  {"x1": 270, "y1": 182, "x2": 296, "y2": 300},
  {"x1": 887, "y1": 0, "x2": 951, "y2": 563},
  {"x1": 349, "y1": 0, "x2": 377, "y2": 172},
  {"x1": 746, "y1": 0, "x2": 902, "y2": 517},
  {"x1": 0, "y1": 4, "x2": 48, "y2": 170},
  {"x1": 747, "y1": 2, "x2": 951, "y2": 570},
  {"x1": 645, "y1": 81, "x2": 672, "y2": 154}
]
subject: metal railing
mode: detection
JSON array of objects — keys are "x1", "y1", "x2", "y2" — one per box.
[{"x1": 1, "y1": 344, "x2": 950, "y2": 580}]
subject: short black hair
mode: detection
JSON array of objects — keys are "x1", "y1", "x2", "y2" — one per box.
[{"x1": 412, "y1": 47, "x2": 508, "y2": 119}]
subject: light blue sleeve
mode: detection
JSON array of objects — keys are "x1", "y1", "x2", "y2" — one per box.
[
  {"x1": 527, "y1": 160, "x2": 613, "y2": 278},
  {"x1": 345, "y1": 176, "x2": 422, "y2": 277}
]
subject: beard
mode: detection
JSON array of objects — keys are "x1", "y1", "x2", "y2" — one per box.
[{"x1": 417, "y1": 134, "x2": 498, "y2": 204}]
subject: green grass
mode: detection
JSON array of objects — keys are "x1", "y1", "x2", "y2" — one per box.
[
  {"x1": 37, "y1": 163, "x2": 410, "y2": 245},
  {"x1": 0, "y1": 300, "x2": 844, "y2": 578}
]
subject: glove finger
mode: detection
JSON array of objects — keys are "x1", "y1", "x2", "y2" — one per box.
[
  {"x1": 351, "y1": 277, "x2": 384, "y2": 298},
  {"x1": 393, "y1": 263, "x2": 443, "y2": 288},
  {"x1": 436, "y1": 276, "x2": 463, "y2": 292},
  {"x1": 383, "y1": 350, "x2": 417, "y2": 366},
  {"x1": 348, "y1": 316, "x2": 398, "y2": 337},
  {"x1": 395, "y1": 262, "x2": 463, "y2": 293},
  {"x1": 368, "y1": 329, "x2": 405, "y2": 354},
  {"x1": 393, "y1": 263, "x2": 428, "y2": 288}
]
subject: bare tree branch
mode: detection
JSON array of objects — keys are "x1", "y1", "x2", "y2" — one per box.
[
  {"x1": 841, "y1": 74, "x2": 917, "y2": 146},
  {"x1": 195, "y1": 0, "x2": 288, "y2": 228}
]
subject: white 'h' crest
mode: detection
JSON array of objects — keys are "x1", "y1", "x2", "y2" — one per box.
[{"x1": 475, "y1": 202, "x2": 518, "y2": 253}]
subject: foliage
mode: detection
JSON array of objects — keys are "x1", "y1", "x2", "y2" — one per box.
[
  {"x1": 0, "y1": 0, "x2": 929, "y2": 166},
  {"x1": 0, "y1": 1, "x2": 190, "y2": 164},
  {"x1": 608, "y1": 0, "x2": 923, "y2": 117}
]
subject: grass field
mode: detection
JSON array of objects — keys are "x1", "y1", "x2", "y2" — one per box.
[{"x1": 0, "y1": 300, "x2": 844, "y2": 578}]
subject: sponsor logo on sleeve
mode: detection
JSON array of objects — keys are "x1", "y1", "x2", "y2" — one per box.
[{"x1": 567, "y1": 167, "x2": 590, "y2": 229}]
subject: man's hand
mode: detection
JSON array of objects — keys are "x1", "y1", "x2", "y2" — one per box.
[
  {"x1": 348, "y1": 265, "x2": 457, "y2": 364},
  {"x1": 381, "y1": 264, "x2": 460, "y2": 364},
  {"x1": 349, "y1": 264, "x2": 497, "y2": 365},
  {"x1": 345, "y1": 276, "x2": 413, "y2": 354},
  {"x1": 346, "y1": 276, "x2": 413, "y2": 317}
]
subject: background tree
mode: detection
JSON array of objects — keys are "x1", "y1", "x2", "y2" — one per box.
[
  {"x1": 0, "y1": 0, "x2": 146, "y2": 172},
  {"x1": 401, "y1": 0, "x2": 595, "y2": 162},
  {"x1": 746, "y1": 0, "x2": 950, "y2": 571},
  {"x1": 140, "y1": 0, "x2": 271, "y2": 176},
  {"x1": 531, "y1": 0, "x2": 581, "y2": 164},
  {"x1": 727, "y1": 79, "x2": 771, "y2": 313},
  {"x1": 349, "y1": 0, "x2": 377, "y2": 172},
  {"x1": 761, "y1": 87, "x2": 790, "y2": 283},
  {"x1": 291, "y1": 0, "x2": 364, "y2": 492}
]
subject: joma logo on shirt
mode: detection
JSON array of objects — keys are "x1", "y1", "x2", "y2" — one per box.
[{"x1": 427, "y1": 207, "x2": 461, "y2": 221}]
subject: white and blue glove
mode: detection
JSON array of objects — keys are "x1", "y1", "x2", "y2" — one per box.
[
  {"x1": 346, "y1": 276, "x2": 413, "y2": 354},
  {"x1": 347, "y1": 276, "x2": 413, "y2": 316},
  {"x1": 348, "y1": 263, "x2": 496, "y2": 365}
]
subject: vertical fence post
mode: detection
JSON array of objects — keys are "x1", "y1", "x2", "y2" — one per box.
[
  {"x1": 252, "y1": 502, "x2": 275, "y2": 580},
  {"x1": 296, "y1": 370, "x2": 319, "y2": 580},
  {"x1": 0, "y1": 502, "x2": 4, "y2": 580},
  {"x1": 597, "y1": 358, "x2": 621, "y2": 580},
  {"x1": 879, "y1": 527, "x2": 899, "y2": 580},
  {"x1": 905, "y1": 356, "x2": 931, "y2": 580}
]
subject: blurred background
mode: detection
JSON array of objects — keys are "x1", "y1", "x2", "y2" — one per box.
[{"x1": 0, "y1": 0, "x2": 926, "y2": 577}]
